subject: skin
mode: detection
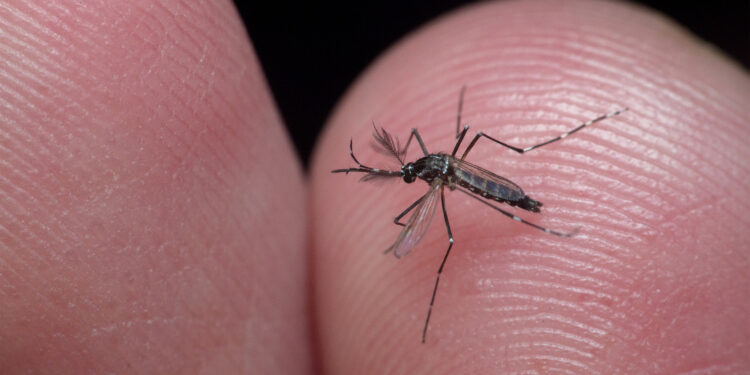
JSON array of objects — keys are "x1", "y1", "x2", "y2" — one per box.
[
  {"x1": 312, "y1": 1, "x2": 750, "y2": 374},
  {"x1": 1, "y1": 1, "x2": 748, "y2": 374},
  {"x1": 0, "y1": 1, "x2": 308, "y2": 374}
]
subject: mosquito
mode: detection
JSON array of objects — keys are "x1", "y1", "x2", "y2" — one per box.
[{"x1": 332, "y1": 87, "x2": 627, "y2": 343}]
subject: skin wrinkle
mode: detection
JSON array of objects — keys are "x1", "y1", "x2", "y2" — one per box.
[
  {"x1": 1, "y1": 0, "x2": 748, "y2": 373},
  {"x1": 1, "y1": 0, "x2": 310, "y2": 374},
  {"x1": 312, "y1": 1, "x2": 749, "y2": 374}
]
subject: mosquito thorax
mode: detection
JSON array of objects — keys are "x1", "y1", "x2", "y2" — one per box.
[{"x1": 402, "y1": 163, "x2": 417, "y2": 183}]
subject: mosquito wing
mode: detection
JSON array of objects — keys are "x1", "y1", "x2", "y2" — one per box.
[
  {"x1": 387, "y1": 181, "x2": 441, "y2": 259},
  {"x1": 449, "y1": 157, "x2": 526, "y2": 202}
]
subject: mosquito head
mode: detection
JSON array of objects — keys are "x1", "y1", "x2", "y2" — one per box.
[{"x1": 402, "y1": 163, "x2": 417, "y2": 183}]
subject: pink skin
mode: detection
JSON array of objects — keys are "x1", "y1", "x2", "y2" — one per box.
[
  {"x1": 312, "y1": 1, "x2": 750, "y2": 374},
  {"x1": 0, "y1": 1, "x2": 309, "y2": 374},
  {"x1": 1, "y1": 0, "x2": 748, "y2": 374}
]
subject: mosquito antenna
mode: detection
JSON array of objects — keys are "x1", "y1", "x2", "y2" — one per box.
[{"x1": 371, "y1": 122, "x2": 406, "y2": 165}]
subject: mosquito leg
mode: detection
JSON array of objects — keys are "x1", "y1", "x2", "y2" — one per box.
[
  {"x1": 455, "y1": 85, "x2": 466, "y2": 139},
  {"x1": 422, "y1": 186, "x2": 454, "y2": 344},
  {"x1": 457, "y1": 187, "x2": 578, "y2": 237},
  {"x1": 401, "y1": 85, "x2": 470, "y2": 158},
  {"x1": 331, "y1": 139, "x2": 403, "y2": 180},
  {"x1": 393, "y1": 195, "x2": 425, "y2": 227},
  {"x1": 451, "y1": 124, "x2": 470, "y2": 157},
  {"x1": 401, "y1": 128, "x2": 430, "y2": 156},
  {"x1": 460, "y1": 108, "x2": 628, "y2": 160},
  {"x1": 449, "y1": 86, "x2": 471, "y2": 156},
  {"x1": 331, "y1": 139, "x2": 373, "y2": 173},
  {"x1": 347, "y1": 138, "x2": 372, "y2": 169},
  {"x1": 330, "y1": 139, "x2": 401, "y2": 177}
]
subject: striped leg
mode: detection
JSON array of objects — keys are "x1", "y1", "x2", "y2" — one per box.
[
  {"x1": 460, "y1": 108, "x2": 628, "y2": 160},
  {"x1": 457, "y1": 187, "x2": 578, "y2": 237},
  {"x1": 331, "y1": 139, "x2": 401, "y2": 178}
]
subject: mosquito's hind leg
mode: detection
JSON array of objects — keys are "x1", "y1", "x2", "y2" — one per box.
[
  {"x1": 459, "y1": 108, "x2": 628, "y2": 160},
  {"x1": 457, "y1": 187, "x2": 578, "y2": 237}
]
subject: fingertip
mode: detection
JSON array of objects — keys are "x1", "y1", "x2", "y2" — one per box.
[
  {"x1": 1, "y1": 1, "x2": 309, "y2": 373},
  {"x1": 313, "y1": 0, "x2": 750, "y2": 373}
]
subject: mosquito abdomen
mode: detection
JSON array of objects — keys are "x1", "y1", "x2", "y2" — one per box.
[
  {"x1": 517, "y1": 196, "x2": 542, "y2": 212},
  {"x1": 453, "y1": 169, "x2": 525, "y2": 203}
]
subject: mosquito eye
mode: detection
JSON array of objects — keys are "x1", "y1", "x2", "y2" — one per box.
[{"x1": 402, "y1": 164, "x2": 416, "y2": 183}]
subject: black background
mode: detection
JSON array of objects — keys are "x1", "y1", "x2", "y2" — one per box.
[{"x1": 236, "y1": 1, "x2": 749, "y2": 167}]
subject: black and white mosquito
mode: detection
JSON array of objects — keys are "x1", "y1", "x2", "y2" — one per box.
[{"x1": 332, "y1": 87, "x2": 627, "y2": 343}]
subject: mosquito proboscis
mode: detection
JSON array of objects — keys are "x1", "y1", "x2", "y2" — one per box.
[{"x1": 332, "y1": 87, "x2": 628, "y2": 343}]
